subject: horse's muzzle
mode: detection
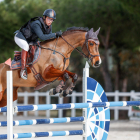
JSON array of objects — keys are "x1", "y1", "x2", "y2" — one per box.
[{"x1": 92, "y1": 57, "x2": 102, "y2": 68}]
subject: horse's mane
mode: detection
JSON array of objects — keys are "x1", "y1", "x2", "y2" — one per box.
[
  {"x1": 41, "y1": 27, "x2": 89, "y2": 45},
  {"x1": 62, "y1": 26, "x2": 89, "y2": 36}
]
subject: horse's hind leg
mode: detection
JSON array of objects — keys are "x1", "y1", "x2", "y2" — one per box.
[
  {"x1": 49, "y1": 73, "x2": 69, "y2": 95},
  {"x1": 0, "y1": 87, "x2": 18, "y2": 107},
  {"x1": 59, "y1": 71, "x2": 78, "y2": 97},
  {"x1": 0, "y1": 89, "x2": 5, "y2": 101},
  {"x1": 0, "y1": 63, "x2": 7, "y2": 102}
]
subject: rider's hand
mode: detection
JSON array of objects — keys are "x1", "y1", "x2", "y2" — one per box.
[{"x1": 56, "y1": 31, "x2": 62, "y2": 37}]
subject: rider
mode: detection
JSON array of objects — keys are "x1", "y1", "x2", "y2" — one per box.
[{"x1": 14, "y1": 9, "x2": 62, "y2": 80}]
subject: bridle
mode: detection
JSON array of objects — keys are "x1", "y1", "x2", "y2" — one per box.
[{"x1": 82, "y1": 38, "x2": 100, "y2": 62}]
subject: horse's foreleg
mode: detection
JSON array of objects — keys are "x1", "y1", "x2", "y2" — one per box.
[
  {"x1": 59, "y1": 70, "x2": 78, "y2": 97},
  {"x1": 49, "y1": 72, "x2": 69, "y2": 95}
]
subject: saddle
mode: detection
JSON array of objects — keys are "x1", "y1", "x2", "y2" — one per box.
[
  {"x1": 12, "y1": 45, "x2": 50, "y2": 90},
  {"x1": 14, "y1": 45, "x2": 37, "y2": 64}
]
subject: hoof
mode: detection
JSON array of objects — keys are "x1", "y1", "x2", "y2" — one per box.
[
  {"x1": 69, "y1": 90, "x2": 73, "y2": 95},
  {"x1": 49, "y1": 88, "x2": 56, "y2": 95},
  {"x1": 59, "y1": 90, "x2": 68, "y2": 98}
]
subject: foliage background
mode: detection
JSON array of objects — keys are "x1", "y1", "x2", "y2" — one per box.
[{"x1": 0, "y1": 0, "x2": 140, "y2": 92}]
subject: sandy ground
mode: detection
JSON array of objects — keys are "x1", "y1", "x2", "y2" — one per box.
[{"x1": 0, "y1": 116, "x2": 140, "y2": 140}]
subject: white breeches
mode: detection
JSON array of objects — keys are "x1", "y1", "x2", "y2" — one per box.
[{"x1": 14, "y1": 34, "x2": 33, "y2": 51}]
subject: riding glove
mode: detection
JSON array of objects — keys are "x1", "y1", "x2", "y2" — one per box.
[{"x1": 56, "y1": 31, "x2": 62, "y2": 37}]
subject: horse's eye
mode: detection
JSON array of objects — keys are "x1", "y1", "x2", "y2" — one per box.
[{"x1": 90, "y1": 43, "x2": 93, "y2": 46}]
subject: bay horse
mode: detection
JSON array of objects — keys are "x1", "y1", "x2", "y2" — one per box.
[{"x1": 0, "y1": 27, "x2": 101, "y2": 107}]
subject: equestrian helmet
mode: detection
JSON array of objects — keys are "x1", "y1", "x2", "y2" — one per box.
[{"x1": 43, "y1": 9, "x2": 56, "y2": 20}]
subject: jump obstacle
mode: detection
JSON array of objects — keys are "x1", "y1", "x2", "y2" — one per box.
[{"x1": 0, "y1": 62, "x2": 140, "y2": 140}]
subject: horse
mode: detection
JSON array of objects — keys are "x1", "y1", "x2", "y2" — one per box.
[{"x1": 0, "y1": 27, "x2": 101, "y2": 107}]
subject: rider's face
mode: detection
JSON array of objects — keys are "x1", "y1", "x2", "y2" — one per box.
[{"x1": 45, "y1": 17, "x2": 54, "y2": 26}]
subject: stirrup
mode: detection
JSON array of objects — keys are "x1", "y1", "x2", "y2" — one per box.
[{"x1": 20, "y1": 68, "x2": 27, "y2": 80}]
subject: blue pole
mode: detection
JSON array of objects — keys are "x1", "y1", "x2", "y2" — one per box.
[
  {"x1": 0, "y1": 116, "x2": 84, "y2": 127},
  {"x1": 0, "y1": 130, "x2": 83, "y2": 139},
  {"x1": 11, "y1": 101, "x2": 140, "y2": 112}
]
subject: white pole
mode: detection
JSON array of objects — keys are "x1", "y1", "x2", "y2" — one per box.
[
  {"x1": 83, "y1": 61, "x2": 90, "y2": 140},
  {"x1": 7, "y1": 71, "x2": 13, "y2": 140},
  {"x1": 83, "y1": 61, "x2": 90, "y2": 103}
]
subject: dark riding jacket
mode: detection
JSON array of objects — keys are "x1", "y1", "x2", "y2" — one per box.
[{"x1": 15, "y1": 18, "x2": 56, "y2": 43}]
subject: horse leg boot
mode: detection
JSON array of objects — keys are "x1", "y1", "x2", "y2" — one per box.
[
  {"x1": 20, "y1": 49, "x2": 28, "y2": 80},
  {"x1": 49, "y1": 73, "x2": 69, "y2": 96},
  {"x1": 59, "y1": 74, "x2": 78, "y2": 97}
]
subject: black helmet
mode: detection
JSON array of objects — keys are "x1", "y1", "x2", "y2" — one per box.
[{"x1": 43, "y1": 9, "x2": 56, "y2": 20}]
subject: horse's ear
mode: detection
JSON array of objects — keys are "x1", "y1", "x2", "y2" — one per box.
[
  {"x1": 95, "y1": 27, "x2": 100, "y2": 36},
  {"x1": 87, "y1": 28, "x2": 93, "y2": 38},
  {"x1": 90, "y1": 28, "x2": 94, "y2": 32}
]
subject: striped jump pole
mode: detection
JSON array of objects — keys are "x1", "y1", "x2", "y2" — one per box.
[
  {"x1": 1, "y1": 101, "x2": 140, "y2": 113},
  {"x1": 0, "y1": 116, "x2": 84, "y2": 126},
  {"x1": 8, "y1": 101, "x2": 139, "y2": 112},
  {"x1": 0, "y1": 130, "x2": 84, "y2": 139}
]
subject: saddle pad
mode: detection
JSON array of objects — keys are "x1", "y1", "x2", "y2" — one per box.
[{"x1": 10, "y1": 47, "x2": 41, "y2": 70}]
